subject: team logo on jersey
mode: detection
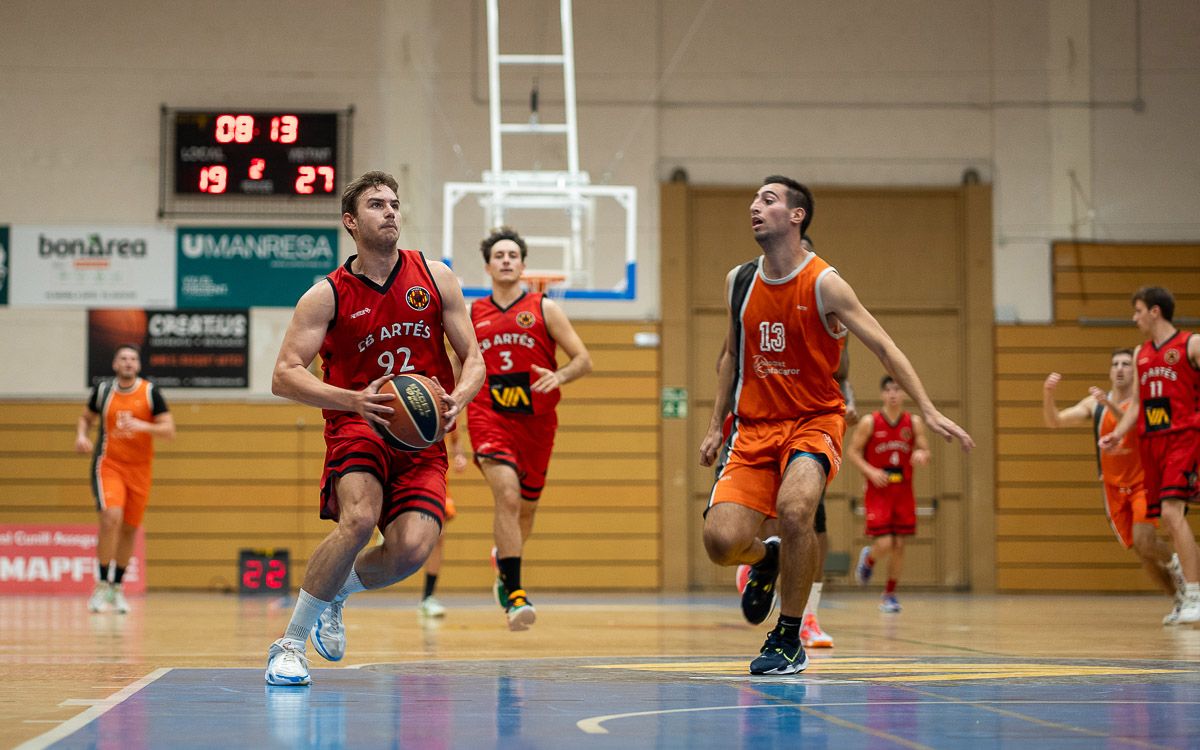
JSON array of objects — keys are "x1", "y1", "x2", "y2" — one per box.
[
  {"x1": 515, "y1": 311, "x2": 536, "y2": 329},
  {"x1": 1165, "y1": 348, "x2": 1181, "y2": 365},
  {"x1": 406, "y1": 286, "x2": 431, "y2": 311},
  {"x1": 901, "y1": 426, "x2": 913, "y2": 440},
  {"x1": 487, "y1": 372, "x2": 534, "y2": 415}
]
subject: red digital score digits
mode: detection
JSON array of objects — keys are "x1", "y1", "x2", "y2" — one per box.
[{"x1": 174, "y1": 109, "x2": 340, "y2": 198}]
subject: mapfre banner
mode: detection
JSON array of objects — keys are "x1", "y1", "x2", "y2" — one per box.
[{"x1": 0, "y1": 524, "x2": 145, "y2": 594}]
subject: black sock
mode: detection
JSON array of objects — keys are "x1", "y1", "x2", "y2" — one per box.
[
  {"x1": 497, "y1": 557, "x2": 522, "y2": 595},
  {"x1": 423, "y1": 573, "x2": 438, "y2": 600},
  {"x1": 96, "y1": 560, "x2": 107, "y2": 582},
  {"x1": 776, "y1": 614, "x2": 803, "y2": 640},
  {"x1": 754, "y1": 540, "x2": 779, "y2": 573},
  {"x1": 112, "y1": 566, "x2": 126, "y2": 584}
]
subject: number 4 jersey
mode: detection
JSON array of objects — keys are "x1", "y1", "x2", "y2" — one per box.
[
  {"x1": 319, "y1": 251, "x2": 455, "y2": 423},
  {"x1": 470, "y1": 292, "x2": 560, "y2": 416}
]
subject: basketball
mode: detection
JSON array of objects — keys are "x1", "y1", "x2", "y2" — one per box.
[{"x1": 373, "y1": 374, "x2": 446, "y2": 451}]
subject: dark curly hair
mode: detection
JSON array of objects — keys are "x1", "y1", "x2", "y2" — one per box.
[{"x1": 480, "y1": 226, "x2": 528, "y2": 262}]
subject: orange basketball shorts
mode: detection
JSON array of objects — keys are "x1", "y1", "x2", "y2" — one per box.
[
  {"x1": 1103, "y1": 482, "x2": 1155, "y2": 549},
  {"x1": 708, "y1": 413, "x2": 845, "y2": 518},
  {"x1": 92, "y1": 458, "x2": 152, "y2": 528}
]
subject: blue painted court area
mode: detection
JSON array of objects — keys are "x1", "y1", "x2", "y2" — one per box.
[{"x1": 39, "y1": 656, "x2": 1200, "y2": 749}]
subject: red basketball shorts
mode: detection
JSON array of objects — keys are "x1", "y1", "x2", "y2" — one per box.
[
  {"x1": 708, "y1": 412, "x2": 845, "y2": 518},
  {"x1": 1138, "y1": 429, "x2": 1200, "y2": 511},
  {"x1": 320, "y1": 415, "x2": 448, "y2": 531},
  {"x1": 467, "y1": 404, "x2": 558, "y2": 501},
  {"x1": 864, "y1": 481, "x2": 916, "y2": 537},
  {"x1": 1103, "y1": 482, "x2": 1154, "y2": 548}
]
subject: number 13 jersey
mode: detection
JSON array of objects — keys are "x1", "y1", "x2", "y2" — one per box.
[{"x1": 730, "y1": 254, "x2": 846, "y2": 421}]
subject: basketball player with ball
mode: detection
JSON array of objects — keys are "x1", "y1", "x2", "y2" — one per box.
[
  {"x1": 469, "y1": 227, "x2": 592, "y2": 630},
  {"x1": 264, "y1": 170, "x2": 484, "y2": 686}
]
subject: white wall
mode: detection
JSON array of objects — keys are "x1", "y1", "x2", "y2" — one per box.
[{"x1": 2, "y1": 0, "x2": 1198, "y2": 396}]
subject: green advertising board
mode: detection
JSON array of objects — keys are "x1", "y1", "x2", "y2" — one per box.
[{"x1": 177, "y1": 227, "x2": 338, "y2": 308}]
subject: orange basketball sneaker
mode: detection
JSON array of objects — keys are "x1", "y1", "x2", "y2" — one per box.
[{"x1": 800, "y1": 613, "x2": 833, "y2": 648}]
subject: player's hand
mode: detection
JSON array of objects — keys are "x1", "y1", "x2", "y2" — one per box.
[
  {"x1": 357, "y1": 374, "x2": 397, "y2": 428},
  {"x1": 530, "y1": 364, "x2": 563, "y2": 393},
  {"x1": 866, "y1": 466, "x2": 891, "y2": 488},
  {"x1": 451, "y1": 450, "x2": 469, "y2": 473},
  {"x1": 116, "y1": 413, "x2": 149, "y2": 433},
  {"x1": 844, "y1": 403, "x2": 859, "y2": 426},
  {"x1": 1088, "y1": 386, "x2": 1110, "y2": 408},
  {"x1": 1098, "y1": 431, "x2": 1121, "y2": 452},
  {"x1": 699, "y1": 425, "x2": 723, "y2": 467},
  {"x1": 911, "y1": 448, "x2": 930, "y2": 467},
  {"x1": 429, "y1": 376, "x2": 461, "y2": 423},
  {"x1": 74, "y1": 435, "x2": 93, "y2": 454},
  {"x1": 923, "y1": 409, "x2": 975, "y2": 452},
  {"x1": 1043, "y1": 372, "x2": 1062, "y2": 392}
]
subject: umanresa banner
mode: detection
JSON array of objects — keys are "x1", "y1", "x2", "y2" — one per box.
[
  {"x1": 0, "y1": 524, "x2": 145, "y2": 594},
  {"x1": 177, "y1": 226, "x2": 338, "y2": 307}
]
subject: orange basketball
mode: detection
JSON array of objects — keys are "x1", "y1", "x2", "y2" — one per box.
[{"x1": 373, "y1": 374, "x2": 446, "y2": 451}]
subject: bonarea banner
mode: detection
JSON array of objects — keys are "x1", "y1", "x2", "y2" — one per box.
[{"x1": 9, "y1": 225, "x2": 175, "y2": 308}]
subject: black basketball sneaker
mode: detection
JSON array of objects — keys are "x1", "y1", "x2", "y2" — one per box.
[{"x1": 740, "y1": 536, "x2": 780, "y2": 624}]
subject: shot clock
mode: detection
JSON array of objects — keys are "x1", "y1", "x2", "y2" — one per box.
[
  {"x1": 160, "y1": 106, "x2": 351, "y2": 217},
  {"x1": 238, "y1": 548, "x2": 291, "y2": 595}
]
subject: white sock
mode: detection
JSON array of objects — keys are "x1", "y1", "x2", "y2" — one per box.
[
  {"x1": 804, "y1": 582, "x2": 823, "y2": 617},
  {"x1": 335, "y1": 567, "x2": 367, "y2": 602},
  {"x1": 283, "y1": 589, "x2": 330, "y2": 643},
  {"x1": 1187, "y1": 582, "x2": 1200, "y2": 600}
]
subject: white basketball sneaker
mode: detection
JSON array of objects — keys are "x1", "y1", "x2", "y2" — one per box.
[
  {"x1": 110, "y1": 584, "x2": 131, "y2": 614},
  {"x1": 265, "y1": 638, "x2": 311, "y2": 686},
  {"x1": 310, "y1": 599, "x2": 346, "y2": 662},
  {"x1": 418, "y1": 596, "x2": 447, "y2": 618},
  {"x1": 87, "y1": 582, "x2": 111, "y2": 613}
]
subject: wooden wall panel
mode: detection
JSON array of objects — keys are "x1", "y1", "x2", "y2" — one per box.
[{"x1": 0, "y1": 321, "x2": 663, "y2": 593}]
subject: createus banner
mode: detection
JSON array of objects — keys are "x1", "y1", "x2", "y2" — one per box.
[{"x1": 88, "y1": 309, "x2": 250, "y2": 389}]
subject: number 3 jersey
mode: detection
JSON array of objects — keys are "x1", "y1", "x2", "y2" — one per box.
[
  {"x1": 729, "y1": 254, "x2": 846, "y2": 421},
  {"x1": 319, "y1": 251, "x2": 455, "y2": 423},
  {"x1": 1136, "y1": 330, "x2": 1200, "y2": 437},
  {"x1": 470, "y1": 292, "x2": 560, "y2": 416}
]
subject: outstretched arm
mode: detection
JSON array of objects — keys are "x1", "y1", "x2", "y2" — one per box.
[
  {"x1": 1042, "y1": 372, "x2": 1097, "y2": 428},
  {"x1": 821, "y1": 272, "x2": 974, "y2": 451}
]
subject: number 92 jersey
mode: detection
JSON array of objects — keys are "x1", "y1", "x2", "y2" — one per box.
[
  {"x1": 470, "y1": 292, "x2": 560, "y2": 416},
  {"x1": 319, "y1": 250, "x2": 454, "y2": 422}
]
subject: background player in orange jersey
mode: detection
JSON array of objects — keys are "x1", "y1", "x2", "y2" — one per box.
[
  {"x1": 468, "y1": 226, "x2": 592, "y2": 631},
  {"x1": 1043, "y1": 350, "x2": 1185, "y2": 614},
  {"x1": 75, "y1": 344, "x2": 175, "y2": 614},
  {"x1": 1100, "y1": 287, "x2": 1200, "y2": 624},
  {"x1": 849, "y1": 376, "x2": 930, "y2": 613},
  {"x1": 700, "y1": 175, "x2": 973, "y2": 675}
]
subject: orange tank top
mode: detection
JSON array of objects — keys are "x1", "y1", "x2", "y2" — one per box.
[
  {"x1": 1097, "y1": 396, "x2": 1142, "y2": 489},
  {"x1": 730, "y1": 254, "x2": 846, "y2": 421},
  {"x1": 91, "y1": 378, "x2": 162, "y2": 466}
]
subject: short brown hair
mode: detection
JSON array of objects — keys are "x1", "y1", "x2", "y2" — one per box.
[
  {"x1": 1131, "y1": 286, "x2": 1175, "y2": 322},
  {"x1": 340, "y1": 171, "x2": 399, "y2": 237},
  {"x1": 480, "y1": 226, "x2": 527, "y2": 262}
]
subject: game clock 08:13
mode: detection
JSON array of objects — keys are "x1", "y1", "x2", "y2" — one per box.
[{"x1": 173, "y1": 110, "x2": 339, "y2": 197}]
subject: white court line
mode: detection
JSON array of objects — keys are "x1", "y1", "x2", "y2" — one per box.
[{"x1": 15, "y1": 668, "x2": 172, "y2": 750}]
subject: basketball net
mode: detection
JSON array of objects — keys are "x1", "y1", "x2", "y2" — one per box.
[{"x1": 521, "y1": 273, "x2": 566, "y2": 297}]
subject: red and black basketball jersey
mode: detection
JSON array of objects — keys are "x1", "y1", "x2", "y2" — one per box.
[
  {"x1": 320, "y1": 251, "x2": 454, "y2": 422},
  {"x1": 470, "y1": 292, "x2": 560, "y2": 416},
  {"x1": 1136, "y1": 330, "x2": 1200, "y2": 436},
  {"x1": 864, "y1": 411, "x2": 915, "y2": 486}
]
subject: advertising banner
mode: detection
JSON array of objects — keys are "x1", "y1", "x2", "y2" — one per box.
[
  {"x1": 0, "y1": 524, "x2": 145, "y2": 595},
  {"x1": 0, "y1": 225, "x2": 9, "y2": 305},
  {"x1": 177, "y1": 226, "x2": 338, "y2": 307},
  {"x1": 88, "y1": 309, "x2": 250, "y2": 388},
  {"x1": 9, "y1": 225, "x2": 175, "y2": 308}
]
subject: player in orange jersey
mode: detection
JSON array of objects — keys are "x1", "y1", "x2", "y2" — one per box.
[
  {"x1": 700, "y1": 176, "x2": 973, "y2": 675},
  {"x1": 849, "y1": 376, "x2": 931, "y2": 613},
  {"x1": 75, "y1": 344, "x2": 175, "y2": 614},
  {"x1": 1043, "y1": 349, "x2": 1184, "y2": 615},
  {"x1": 417, "y1": 424, "x2": 470, "y2": 618},
  {"x1": 1100, "y1": 287, "x2": 1200, "y2": 624}
]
